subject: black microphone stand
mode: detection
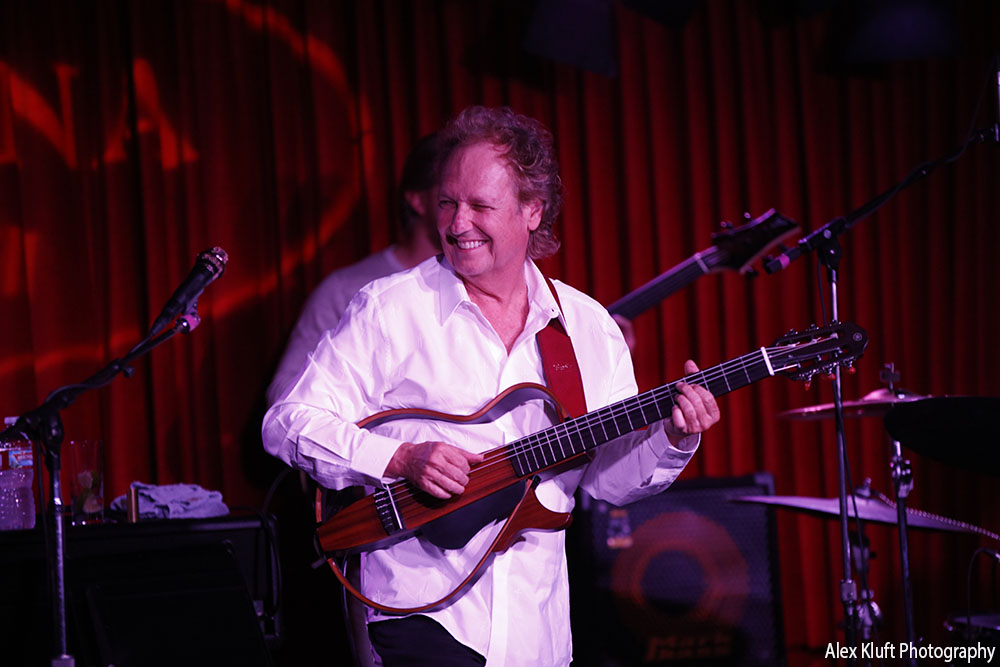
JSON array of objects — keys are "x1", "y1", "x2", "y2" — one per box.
[
  {"x1": 764, "y1": 121, "x2": 999, "y2": 663},
  {"x1": 0, "y1": 313, "x2": 201, "y2": 667}
]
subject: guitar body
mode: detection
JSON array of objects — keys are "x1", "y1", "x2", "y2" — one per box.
[{"x1": 316, "y1": 383, "x2": 582, "y2": 555}]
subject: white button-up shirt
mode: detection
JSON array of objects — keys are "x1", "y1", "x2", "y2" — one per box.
[{"x1": 263, "y1": 256, "x2": 698, "y2": 666}]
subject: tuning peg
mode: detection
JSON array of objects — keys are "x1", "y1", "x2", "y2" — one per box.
[
  {"x1": 804, "y1": 379, "x2": 812, "y2": 391},
  {"x1": 845, "y1": 364, "x2": 857, "y2": 374},
  {"x1": 743, "y1": 211, "x2": 752, "y2": 220},
  {"x1": 826, "y1": 372, "x2": 836, "y2": 381},
  {"x1": 720, "y1": 221, "x2": 734, "y2": 230}
]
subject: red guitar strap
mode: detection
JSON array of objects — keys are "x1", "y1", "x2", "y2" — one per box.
[{"x1": 536, "y1": 276, "x2": 587, "y2": 419}]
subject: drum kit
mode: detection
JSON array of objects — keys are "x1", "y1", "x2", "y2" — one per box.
[{"x1": 736, "y1": 367, "x2": 1000, "y2": 655}]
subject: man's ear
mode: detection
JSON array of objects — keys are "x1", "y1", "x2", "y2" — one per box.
[
  {"x1": 524, "y1": 200, "x2": 543, "y2": 231},
  {"x1": 404, "y1": 190, "x2": 426, "y2": 217}
]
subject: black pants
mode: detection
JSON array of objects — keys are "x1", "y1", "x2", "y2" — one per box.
[{"x1": 368, "y1": 615, "x2": 486, "y2": 667}]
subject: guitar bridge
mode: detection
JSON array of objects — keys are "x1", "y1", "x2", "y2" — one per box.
[{"x1": 374, "y1": 486, "x2": 405, "y2": 535}]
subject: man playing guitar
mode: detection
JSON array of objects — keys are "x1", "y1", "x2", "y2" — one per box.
[{"x1": 263, "y1": 106, "x2": 720, "y2": 666}]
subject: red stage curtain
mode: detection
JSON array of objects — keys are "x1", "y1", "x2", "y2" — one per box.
[{"x1": 2, "y1": 1, "x2": 998, "y2": 662}]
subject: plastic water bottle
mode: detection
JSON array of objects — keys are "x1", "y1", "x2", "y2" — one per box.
[{"x1": 0, "y1": 417, "x2": 36, "y2": 531}]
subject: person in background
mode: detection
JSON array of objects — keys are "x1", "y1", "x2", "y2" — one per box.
[
  {"x1": 266, "y1": 133, "x2": 443, "y2": 406},
  {"x1": 263, "y1": 106, "x2": 719, "y2": 666}
]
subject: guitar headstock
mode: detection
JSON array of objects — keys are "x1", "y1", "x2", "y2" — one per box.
[
  {"x1": 710, "y1": 209, "x2": 799, "y2": 275},
  {"x1": 769, "y1": 322, "x2": 868, "y2": 382}
]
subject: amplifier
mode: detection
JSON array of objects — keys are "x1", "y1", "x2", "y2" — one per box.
[{"x1": 569, "y1": 473, "x2": 786, "y2": 666}]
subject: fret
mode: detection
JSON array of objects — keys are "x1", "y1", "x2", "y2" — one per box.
[
  {"x1": 716, "y1": 368, "x2": 736, "y2": 395},
  {"x1": 638, "y1": 396, "x2": 661, "y2": 424},
  {"x1": 567, "y1": 419, "x2": 593, "y2": 455},
  {"x1": 594, "y1": 406, "x2": 612, "y2": 442},
  {"x1": 545, "y1": 430, "x2": 568, "y2": 465},
  {"x1": 739, "y1": 353, "x2": 753, "y2": 387},
  {"x1": 552, "y1": 427, "x2": 568, "y2": 460},
  {"x1": 528, "y1": 438, "x2": 541, "y2": 471},
  {"x1": 721, "y1": 366, "x2": 732, "y2": 392},
  {"x1": 532, "y1": 433, "x2": 552, "y2": 470},
  {"x1": 608, "y1": 405, "x2": 632, "y2": 440},
  {"x1": 510, "y1": 441, "x2": 532, "y2": 478},
  {"x1": 561, "y1": 422, "x2": 587, "y2": 457}
]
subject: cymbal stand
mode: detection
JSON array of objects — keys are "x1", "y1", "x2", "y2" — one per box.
[
  {"x1": 883, "y1": 362, "x2": 917, "y2": 665},
  {"x1": 766, "y1": 227, "x2": 864, "y2": 656},
  {"x1": 890, "y1": 438, "x2": 917, "y2": 664},
  {"x1": 849, "y1": 519, "x2": 883, "y2": 655},
  {"x1": 819, "y1": 237, "x2": 863, "y2": 657}
]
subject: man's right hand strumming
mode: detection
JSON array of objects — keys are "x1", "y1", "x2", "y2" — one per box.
[{"x1": 386, "y1": 441, "x2": 484, "y2": 499}]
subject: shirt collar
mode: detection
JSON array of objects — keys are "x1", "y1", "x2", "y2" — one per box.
[{"x1": 434, "y1": 255, "x2": 565, "y2": 328}]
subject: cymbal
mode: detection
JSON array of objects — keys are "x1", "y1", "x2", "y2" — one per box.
[
  {"x1": 885, "y1": 396, "x2": 1000, "y2": 476},
  {"x1": 777, "y1": 388, "x2": 926, "y2": 421},
  {"x1": 735, "y1": 493, "x2": 992, "y2": 536}
]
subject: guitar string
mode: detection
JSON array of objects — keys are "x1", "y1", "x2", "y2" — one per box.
[{"x1": 379, "y1": 343, "x2": 806, "y2": 511}]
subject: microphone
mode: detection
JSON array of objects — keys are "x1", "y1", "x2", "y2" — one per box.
[
  {"x1": 148, "y1": 247, "x2": 228, "y2": 336},
  {"x1": 764, "y1": 216, "x2": 848, "y2": 274}
]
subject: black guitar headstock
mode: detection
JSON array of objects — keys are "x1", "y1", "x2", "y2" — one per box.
[
  {"x1": 768, "y1": 322, "x2": 868, "y2": 382},
  {"x1": 710, "y1": 209, "x2": 799, "y2": 275}
]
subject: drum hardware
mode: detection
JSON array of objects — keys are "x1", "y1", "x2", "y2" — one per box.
[
  {"x1": 849, "y1": 529, "x2": 882, "y2": 644},
  {"x1": 776, "y1": 365, "x2": 1000, "y2": 662}
]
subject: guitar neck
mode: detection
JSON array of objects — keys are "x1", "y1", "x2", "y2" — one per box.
[
  {"x1": 507, "y1": 347, "x2": 771, "y2": 477},
  {"x1": 606, "y1": 251, "x2": 717, "y2": 320}
]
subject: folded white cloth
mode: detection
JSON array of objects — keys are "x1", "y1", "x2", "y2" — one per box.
[{"x1": 111, "y1": 482, "x2": 229, "y2": 519}]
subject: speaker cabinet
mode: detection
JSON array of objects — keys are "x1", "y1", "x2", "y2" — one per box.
[{"x1": 569, "y1": 473, "x2": 785, "y2": 666}]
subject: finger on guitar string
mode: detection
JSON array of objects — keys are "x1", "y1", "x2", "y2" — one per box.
[{"x1": 679, "y1": 359, "x2": 721, "y2": 431}]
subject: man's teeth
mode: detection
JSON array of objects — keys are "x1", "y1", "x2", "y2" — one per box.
[{"x1": 456, "y1": 240, "x2": 487, "y2": 250}]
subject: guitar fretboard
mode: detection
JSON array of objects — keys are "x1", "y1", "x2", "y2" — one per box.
[{"x1": 509, "y1": 347, "x2": 772, "y2": 476}]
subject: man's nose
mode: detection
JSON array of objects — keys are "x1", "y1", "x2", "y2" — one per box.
[{"x1": 448, "y1": 203, "x2": 474, "y2": 233}]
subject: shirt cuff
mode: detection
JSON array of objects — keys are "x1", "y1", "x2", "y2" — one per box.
[
  {"x1": 650, "y1": 419, "x2": 701, "y2": 457},
  {"x1": 350, "y1": 431, "x2": 406, "y2": 483}
]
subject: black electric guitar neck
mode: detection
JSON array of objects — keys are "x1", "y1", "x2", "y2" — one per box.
[{"x1": 607, "y1": 209, "x2": 797, "y2": 320}]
